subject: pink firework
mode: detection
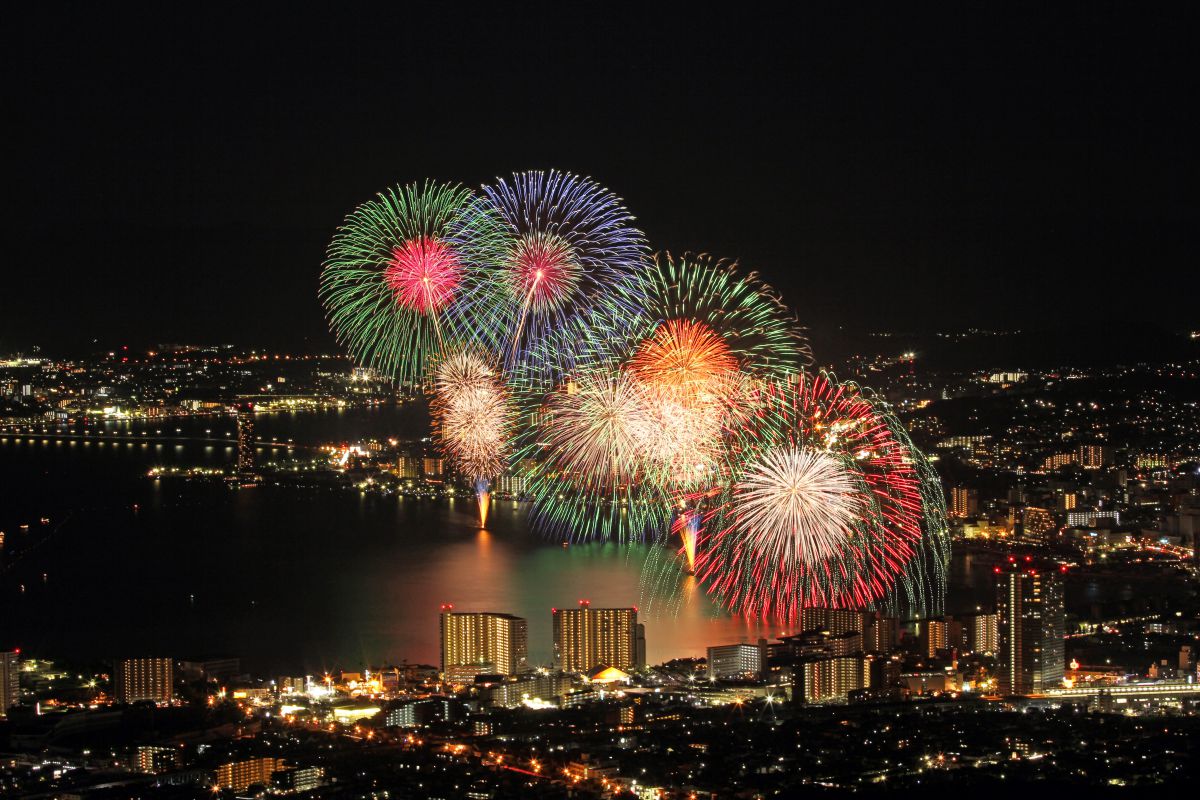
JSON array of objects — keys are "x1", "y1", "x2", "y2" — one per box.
[
  {"x1": 384, "y1": 236, "x2": 462, "y2": 314},
  {"x1": 508, "y1": 232, "x2": 582, "y2": 313}
]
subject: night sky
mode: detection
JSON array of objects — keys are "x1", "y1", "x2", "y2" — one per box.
[{"x1": 7, "y1": 4, "x2": 1198, "y2": 356}]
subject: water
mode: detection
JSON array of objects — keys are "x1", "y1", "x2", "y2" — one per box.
[{"x1": 0, "y1": 407, "x2": 777, "y2": 674}]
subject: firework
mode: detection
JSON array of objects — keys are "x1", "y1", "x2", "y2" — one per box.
[
  {"x1": 692, "y1": 372, "x2": 937, "y2": 619},
  {"x1": 511, "y1": 251, "x2": 808, "y2": 543},
  {"x1": 432, "y1": 350, "x2": 512, "y2": 524},
  {"x1": 320, "y1": 182, "x2": 506, "y2": 385},
  {"x1": 518, "y1": 367, "x2": 674, "y2": 541},
  {"x1": 469, "y1": 170, "x2": 650, "y2": 365}
]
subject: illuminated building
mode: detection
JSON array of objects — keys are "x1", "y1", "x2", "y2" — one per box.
[
  {"x1": 553, "y1": 601, "x2": 638, "y2": 673},
  {"x1": 1076, "y1": 444, "x2": 1110, "y2": 469},
  {"x1": 113, "y1": 657, "x2": 174, "y2": 704},
  {"x1": 483, "y1": 672, "x2": 575, "y2": 708},
  {"x1": 236, "y1": 402, "x2": 255, "y2": 474},
  {"x1": 1022, "y1": 506, "x2": 1056, "y2": 545},
  {"x1": 272, "y1": 766, "x2": 324, "y2": 794},
  {"x1": 0, "y1": 650, "x2": 18, "y2": 717},
  {"x1": 793, "y1": 656, "x2": 868, "y2": 704},
  {"x1": 919, "y1": 619, "x2": 949, "y2": 658},
  {"x1": 799, "y1": 608, "x2": 870, "y2": 637},
  {"x1": 996, "y1": 565, "x2": 1065, "y2": 695},
  {"x1": 495, "y1": 466, "x2": 530, "y2": 496},
  {"x1": 215, "y1": 757, "x2": 285, "y2": 791},
  {"x1": 949, "y1": 487, "x2": 979, "y2": 518},
  {"x1": 864, "y1": 616, "x2": 897, "y2": 654},
  {"x1": 439, "y1": 608, "x2": 529, "y2": 677},
  {"x1": 134, "y1": 745, "x2": 180, "y2": 774},
  {"x1": 396, "y1": 455, "x2": 421, "y2": 479},
  {"x1": 1067, "y1": 508, "x2": 1120, "y2": 528},
  {"x1": 422, "y1": 457, "x2": 444, "y2": 480},
  {"x1": 707, "y1": 641, "x2": 768, "y2": 681},
  {"x1": 1042, "y1": 452, "x2": 1075, "y2": 471},
  {"x1": 963, "y1": 612, "x2": 999, "y2": 655}
]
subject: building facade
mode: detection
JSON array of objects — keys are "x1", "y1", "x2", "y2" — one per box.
[
  {"x1": 0, "y1": 651, "x2": 19, "y2": 717},
  {"x1": 996, "y1": 568, "x2": 1065, "y2": 694},
  {"x1": 439, "y1": 609, "x2": 529, "y2": 677},
  {"x1": 707, "y1": 641, "x2": 768, "y2": 681},
  {"x1": 113, "y1": 657, "x2": 174, "y2": 704},
  {"x1": 553, "y1": 602, "x2": 638, "y2": 673}
]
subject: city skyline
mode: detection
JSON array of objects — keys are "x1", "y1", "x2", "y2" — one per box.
[{"x1": 3, "y1": 4, "x2": 1199, "y2": 796}]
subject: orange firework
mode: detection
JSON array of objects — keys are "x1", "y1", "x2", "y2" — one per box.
[{"x1": 630, "y1": 319, "x2": 738, "y2": 402}]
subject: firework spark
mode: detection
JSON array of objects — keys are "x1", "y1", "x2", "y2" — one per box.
[{"x1": 472, "y1": 170, "x2": 649, "y2": 364}]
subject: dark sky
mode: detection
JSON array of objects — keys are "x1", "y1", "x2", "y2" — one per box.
[{"x1": 7, "y1": 4, "x2": 1198, "y2": 356}]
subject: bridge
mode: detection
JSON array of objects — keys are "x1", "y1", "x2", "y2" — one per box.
[{"x1": 0, "y1": 430, "x2": 304, "y2": 450}]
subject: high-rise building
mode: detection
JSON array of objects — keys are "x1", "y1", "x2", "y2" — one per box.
[
  {"x1": 1077, "y1": 444, "x2": 1110, "y2": 470},
  {"x1": 635, "y1": 623, "x2": 646, "y2": 669},
  {"x1": 919, "y1": 619, "x2": 948, "y2": 658},
  {"x1": 236, "y1": 403, "x2": 255, "y2": 474},
  {"x1": 1020, "y1": 507, "x2": 1057, "y2": 545},
  {"x1": 799, "y1": 608, "x2": 870, "y2": 637},
  {"x1": 793, "y1": 656, "x2": 868, "y2": 704},
  {"x1": 134, "y1": 745, "x2": 180, "y2": 774},
  {"x1": 963, "y1": 612, "x2": 999, "y2": 655},
  {"x1": 396, "y1": 455, "x2": 421, "y2": 479},
  {"x1": 949, "y1": 487, "x2": 980, "y2": 518},
  {"x1": 0, "y1": 650, "x2": 19, "y2": 718},
  {"x1": 864, "y1": 615, "x2": 897, "y2": 654},
  {"x1": 113, "y1": 657, "x2": 174, "y2": 704},
  {"x1": 553, "y1": 601, "x2": 638, "y2": 673},
  {"x1": 996, "y1": 566, "x2": 1064, "y2": 694},
  {"x1": 707, "y1": 641, "x2": 768, "y2": 681},
  {"x1": 439, "y1": 608, "x2": 528, "y2": 677},
  {"x1": 215, "y1": 757, "x2": 286, "y2": 792}
]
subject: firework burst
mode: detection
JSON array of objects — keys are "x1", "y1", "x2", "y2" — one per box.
[
  {"x1": 432, "y1": 350, "x2": 512, "y2": 524},
  {"x1": 466, "y1": 170, "x2": 649, "y2": 365},
  {"x1": 320, "y1": 181, "x2": 506, "y2": 385},
  {"x1": 692, "y1": 372, "x2": 934, "y2": 619}
]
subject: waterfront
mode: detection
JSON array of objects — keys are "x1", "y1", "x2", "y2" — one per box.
[
  {"x1": 0, "y1": 406, "x2": 784, "y2": 673},
  {"x1": 3, "y1": 405, "x2": 1190, "y2": 675}
]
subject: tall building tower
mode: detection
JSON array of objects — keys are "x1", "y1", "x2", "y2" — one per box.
[
  {"x1": 113, "y1": 657, "x2": 174, "y2": 704},
  {"x1": 439, "y1": 607, "x2": 529, "y2": 677},
  {"x1": 799, "y1": 608, "x2": 871, "y2": 636},
  {"x1": 553, "y1": 601, "x2": 638, "y2": 673},
  {"x1": 996, "y1": 565, "x2": 1064, "y2": 694},
  {"x1": 0, "y1": 650, "x2": 19, "y2": 718},
  {"x1": 950, "y1": 487, "x2": 979, "y2": 518},
  {"x1": 236, "y1": 402, "x2": 255, "y2": 474}
]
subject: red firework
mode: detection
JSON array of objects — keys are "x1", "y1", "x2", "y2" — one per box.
[
  {"x1": 693, "y1": 374, "x2": 924, "y2": 618},
  {"x1": 384, "y1": 236, "x2": 462, "y2": 314},
  {"x1": 508, "y1": 232, "x2": 582, "y2": 312}
]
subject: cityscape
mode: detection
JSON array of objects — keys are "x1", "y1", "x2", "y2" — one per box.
[{"x1": 5, "y1": 4, "x2": 1199, "y2": 799}]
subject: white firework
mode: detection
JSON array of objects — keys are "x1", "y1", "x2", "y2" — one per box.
[
  {"x1": 434, "y1": 350, "x2": 495, "y2": 401},
  {"x1": 734, "y1": 447, "x2": 860, "y2": 566},
  {"x1": 434, "y1": 351, "x2": 509, "y2": 479},
  {"x1": 543, "y1": 369, "x2": 654, "y2": 490}
]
